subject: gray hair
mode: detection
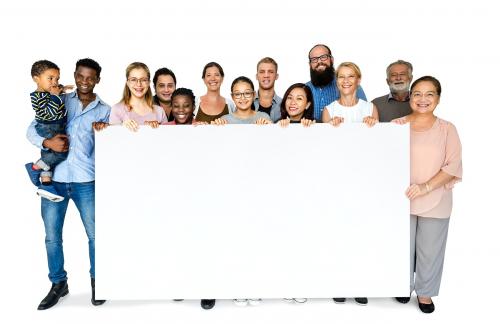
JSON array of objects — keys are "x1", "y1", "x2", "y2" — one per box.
[{"x1": 386, "y1": 60, "x2": 413, "y2": 78}]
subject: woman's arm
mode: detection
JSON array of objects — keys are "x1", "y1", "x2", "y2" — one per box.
[
  {"x1": 321, "y1": 107, "x2": 331, "y2": 123},
  {"x1": 406, "y1": 170, "x2": 456, "y2": 200}
]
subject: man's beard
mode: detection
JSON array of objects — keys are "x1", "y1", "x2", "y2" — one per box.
[
  {"x1": 310, "y1": 64, "x2": 335, "y2": 87},
  {"x1": 389, "y1": 81, "x2": 410, "y2": 93}
]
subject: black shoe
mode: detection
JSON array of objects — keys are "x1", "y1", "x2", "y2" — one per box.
[
  {"x1": 91, "y1": 278, "x2": 106, "y2": 306},
  {"x1": 333, "y1": 298, "x2": 346, "y2": 303},
  {"x1": 201, "y1": 299, "x2": 216, "y2": 310},
  {"x1": 37, "y1": 281, "x2": 69, "y2": 310},
  {"x1": 418, "y1": 298, "x2": 435, "y2": 313},
  {"x1": 354, "y1": 297, "x2": 368, "y2": 305},
  {"x1": 395, "y1": 297, "x2": 411, "y2": 304}
]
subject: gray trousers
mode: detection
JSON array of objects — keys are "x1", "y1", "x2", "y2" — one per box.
[{"x1": 410, "y1": 214, "x2": 450, "y2": 297}]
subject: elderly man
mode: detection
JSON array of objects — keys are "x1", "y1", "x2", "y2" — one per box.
[{"x1": 372, "y1": 60, "x2": 413, "y2": 122}]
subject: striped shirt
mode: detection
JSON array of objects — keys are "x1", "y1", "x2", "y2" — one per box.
[{"x1": 31, "y1": 91, "x2": 66, "y2": 122}]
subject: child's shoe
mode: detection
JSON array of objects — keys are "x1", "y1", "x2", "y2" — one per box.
[
  {"x1": 248, "y1": 298, "x2": 262, "y2": 306},
  {"x1": 284, "y1": 298, "x2": 307, "y2": 304},
  {"x1": 233, "y1": 299, "x2": 249, "y2": 306},
  {"x1": 37, "y1": 184, "x2": 64, "y2": 202},
  {"x1": 292, "y1": 298, "x2": 307, "y2": 303},
  {"x1": 25, "y1": 162, "x2": 41, "y2": 186}
]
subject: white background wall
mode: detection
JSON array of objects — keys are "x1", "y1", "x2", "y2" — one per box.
[{"x1": 0, "y1": 0, "x2": 499, "y2": 323}]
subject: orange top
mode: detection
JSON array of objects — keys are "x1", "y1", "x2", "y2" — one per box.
[{"x1": 410, "y1": 118, "x2": 462, "y2": 218}]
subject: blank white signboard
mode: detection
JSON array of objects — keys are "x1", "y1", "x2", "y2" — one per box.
[{"x1": 96, "y1": 123, "x2": 409, "y2": 299}]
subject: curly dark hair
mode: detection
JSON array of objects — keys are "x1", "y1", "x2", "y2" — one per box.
[
  {"x1": 31, "y1": 60, "x2": 59, "y2": 77},
  {"x1": 76, "y1": 58, "x2": 102, "y2": 78},
  {"x1": 171, "y1": 87, "x2": 195, "y2": 105}
]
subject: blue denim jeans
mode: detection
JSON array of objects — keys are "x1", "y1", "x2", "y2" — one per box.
[
  {"x1": 41, "y1": 181, "x2": 96, "y2": 283},
  {"x1": 35, "y1": 120, "x2": 68, "y2": 175}
]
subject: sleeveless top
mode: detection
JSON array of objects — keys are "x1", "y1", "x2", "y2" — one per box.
[
  {"x1": 195, "y1": 104, "x2": 229, "y2": 123},
  {"x1": 324, "y1": 99, "x2": 373, "y2": 122}
]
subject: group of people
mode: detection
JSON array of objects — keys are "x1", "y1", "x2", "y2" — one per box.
[{"x1": 25, "y1": 44, "x2": 462, "y2": 314}]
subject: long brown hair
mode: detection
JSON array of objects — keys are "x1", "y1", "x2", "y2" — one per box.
[{"x1": 121, "y1": 62, "x2": 154, "y2": 111}]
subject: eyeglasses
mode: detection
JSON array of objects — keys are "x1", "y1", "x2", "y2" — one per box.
[
  {"x1": 411, "y1": 91, "x2": 438, "y2": 99},
  {"x1": 127, "y1": 78, "x2": 150, "y2": 85},
  {"x1": 309, "y1": 54, "x2": 331, "y2": 63},
  {"x1": 232, "y1": 91, "x2": 254, "y2": 99}
]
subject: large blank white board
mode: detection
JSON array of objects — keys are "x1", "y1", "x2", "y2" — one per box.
[{"x1": 96, "y1": 123, "x2": 409, "y2": 299}]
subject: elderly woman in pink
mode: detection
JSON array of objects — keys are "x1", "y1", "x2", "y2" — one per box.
[
  {"x1": 110, "y1": 62, "x2": 167, "y2": 131},
  {"x1": 393, "y1": 76, "x2": 462, "y2": 313}
]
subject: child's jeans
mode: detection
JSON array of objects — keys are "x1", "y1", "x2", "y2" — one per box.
[{"x1": 35, "y1": 119, "x2": 68, "y2": 178}]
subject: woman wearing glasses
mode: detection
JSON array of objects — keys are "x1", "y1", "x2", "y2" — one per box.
[
  {"x1": 212, "y1": 76, "x2": 269, "y2": 307},
  {"x1": 194, "y1": 62, "x2": 236, "y2": 123},
  {"x1": 393, "y1": 76, "x2": 462, "y2": 313},
  {"x1": 110, "y1": 62, "x2": 167, "y2": 130},
  {"x1": 212, "y1": 76, "x2": 271, "y2": 125}
]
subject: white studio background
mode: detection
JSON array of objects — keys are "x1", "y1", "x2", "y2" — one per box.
[{"x1": 0, "y1": 0, "x2": 499, "y2": 324}]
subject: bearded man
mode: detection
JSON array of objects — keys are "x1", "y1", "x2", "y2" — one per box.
[
  {"x1": 306, "y1": 44, "x2": 367, "y2": 121},
  {"x1": 372, "y1": 60, "x2": 414, "y2": 122}
]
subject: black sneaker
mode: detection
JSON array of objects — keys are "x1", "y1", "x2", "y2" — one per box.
[
  {"x1": 333, "y1": 298, "x2": 346, "y2": 303},
  {"x1": 354, "y1": 297, "x2": 368, "y2": 305}
]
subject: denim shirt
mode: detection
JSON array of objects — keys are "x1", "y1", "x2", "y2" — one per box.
[
  {"x1": 306, "y1": 79, "x2": 367, "y2": 122},
  {"x1": 26, "y1": 91, "x2": 111, "y2": 183},
  {"x1": 253, "y1": 91, "x2": 283, "y2": 123}
]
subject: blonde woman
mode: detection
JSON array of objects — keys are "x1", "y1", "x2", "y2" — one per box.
[
  {"x1": 110, "y1": 62, "x2": 166, "y2": 131},
  {"x1": 321, "y1": 62, "x2": 378, "y2": 127},
  {"x1": 322, "y1": 62, "x2": 377, "y2": 306}
]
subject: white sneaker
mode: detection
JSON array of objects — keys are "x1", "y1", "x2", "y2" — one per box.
[
  {"x1": 233, "y1": 299, "x2": 248, "y2": 306},
  {"x1": 36, "y1": 185, "x2": 64, "y2": 202},
  {"x1": 248, "y1": 298, "x2": 262, "y2": 306},
  {"x1": 293, "y1": 298, "x2": 307, "y2": 303}
]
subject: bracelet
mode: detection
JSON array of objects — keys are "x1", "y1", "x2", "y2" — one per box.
[{"x1": 425, "y1": 182, "x2": 431, "y2": 193}]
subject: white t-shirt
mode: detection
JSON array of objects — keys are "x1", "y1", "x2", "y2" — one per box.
[{"x1": 325, "y1": 99, "x2": 374, "y2": 123}]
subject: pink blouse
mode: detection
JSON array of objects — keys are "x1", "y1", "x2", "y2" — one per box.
[
  {"x1": 109, "y1": 102, "x2": 167, "y2": 125},
  {"x1": 410, "y1": 118, "x2": 462, "y2": 218}
]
